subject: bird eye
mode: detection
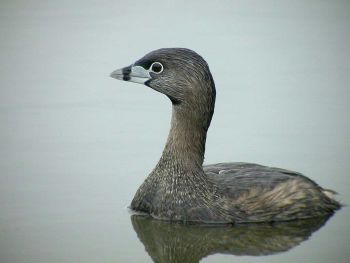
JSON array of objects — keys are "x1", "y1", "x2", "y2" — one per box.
[{"x1": 150, "y1": 62, "x2": 163, "y2": 74}]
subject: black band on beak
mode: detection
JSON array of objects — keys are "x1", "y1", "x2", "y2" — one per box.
[{"x1": 121, "y1": 66, "x2": 131, "y2": 81}]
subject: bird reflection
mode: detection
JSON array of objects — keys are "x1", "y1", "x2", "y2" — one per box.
[{"x1": 131, "y1": 214, "x2": 333, "y2": 263}]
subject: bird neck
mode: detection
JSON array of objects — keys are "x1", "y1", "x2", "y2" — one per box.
[
  {"x1": 161, "y1": 103, "x2": 212, "y2": 169},
  {"x1": 157, "y1": 71, "x2": 216, "y2": 173}
]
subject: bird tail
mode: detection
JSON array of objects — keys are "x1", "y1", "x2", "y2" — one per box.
[{"x1": 322, "y1": 189, "x2": 342, "y2": 208}]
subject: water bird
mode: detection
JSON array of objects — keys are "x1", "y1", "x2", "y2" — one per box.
[{"x1": 110, "y1": 48, "x2": 340, "y2": 223}]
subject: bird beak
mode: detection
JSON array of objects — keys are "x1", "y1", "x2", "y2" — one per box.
[{"x1": 110, "y1": 65, "x2": 151, "y2": 84}]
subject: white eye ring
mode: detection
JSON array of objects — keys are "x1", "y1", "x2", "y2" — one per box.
[{"x1": 149, "y1": 62, "x2": 164, "y2": 74}]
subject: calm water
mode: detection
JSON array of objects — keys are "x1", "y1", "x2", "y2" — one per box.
[{"x1": 1, "y1": 1, "x2": 350, "y2": 262}]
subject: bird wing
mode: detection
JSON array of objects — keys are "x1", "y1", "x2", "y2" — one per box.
[{"x1": 203, "y1": 162, "x2": 319, "y2": 195}]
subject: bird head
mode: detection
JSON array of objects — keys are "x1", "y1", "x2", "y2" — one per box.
[{"x1": 110, "y1": 48, "x2": 216, "y2": 107}]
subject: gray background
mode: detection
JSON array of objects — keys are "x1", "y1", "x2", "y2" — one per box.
[{"x1": 1, "y1": 0, "x2": 349, "y2": 262}]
